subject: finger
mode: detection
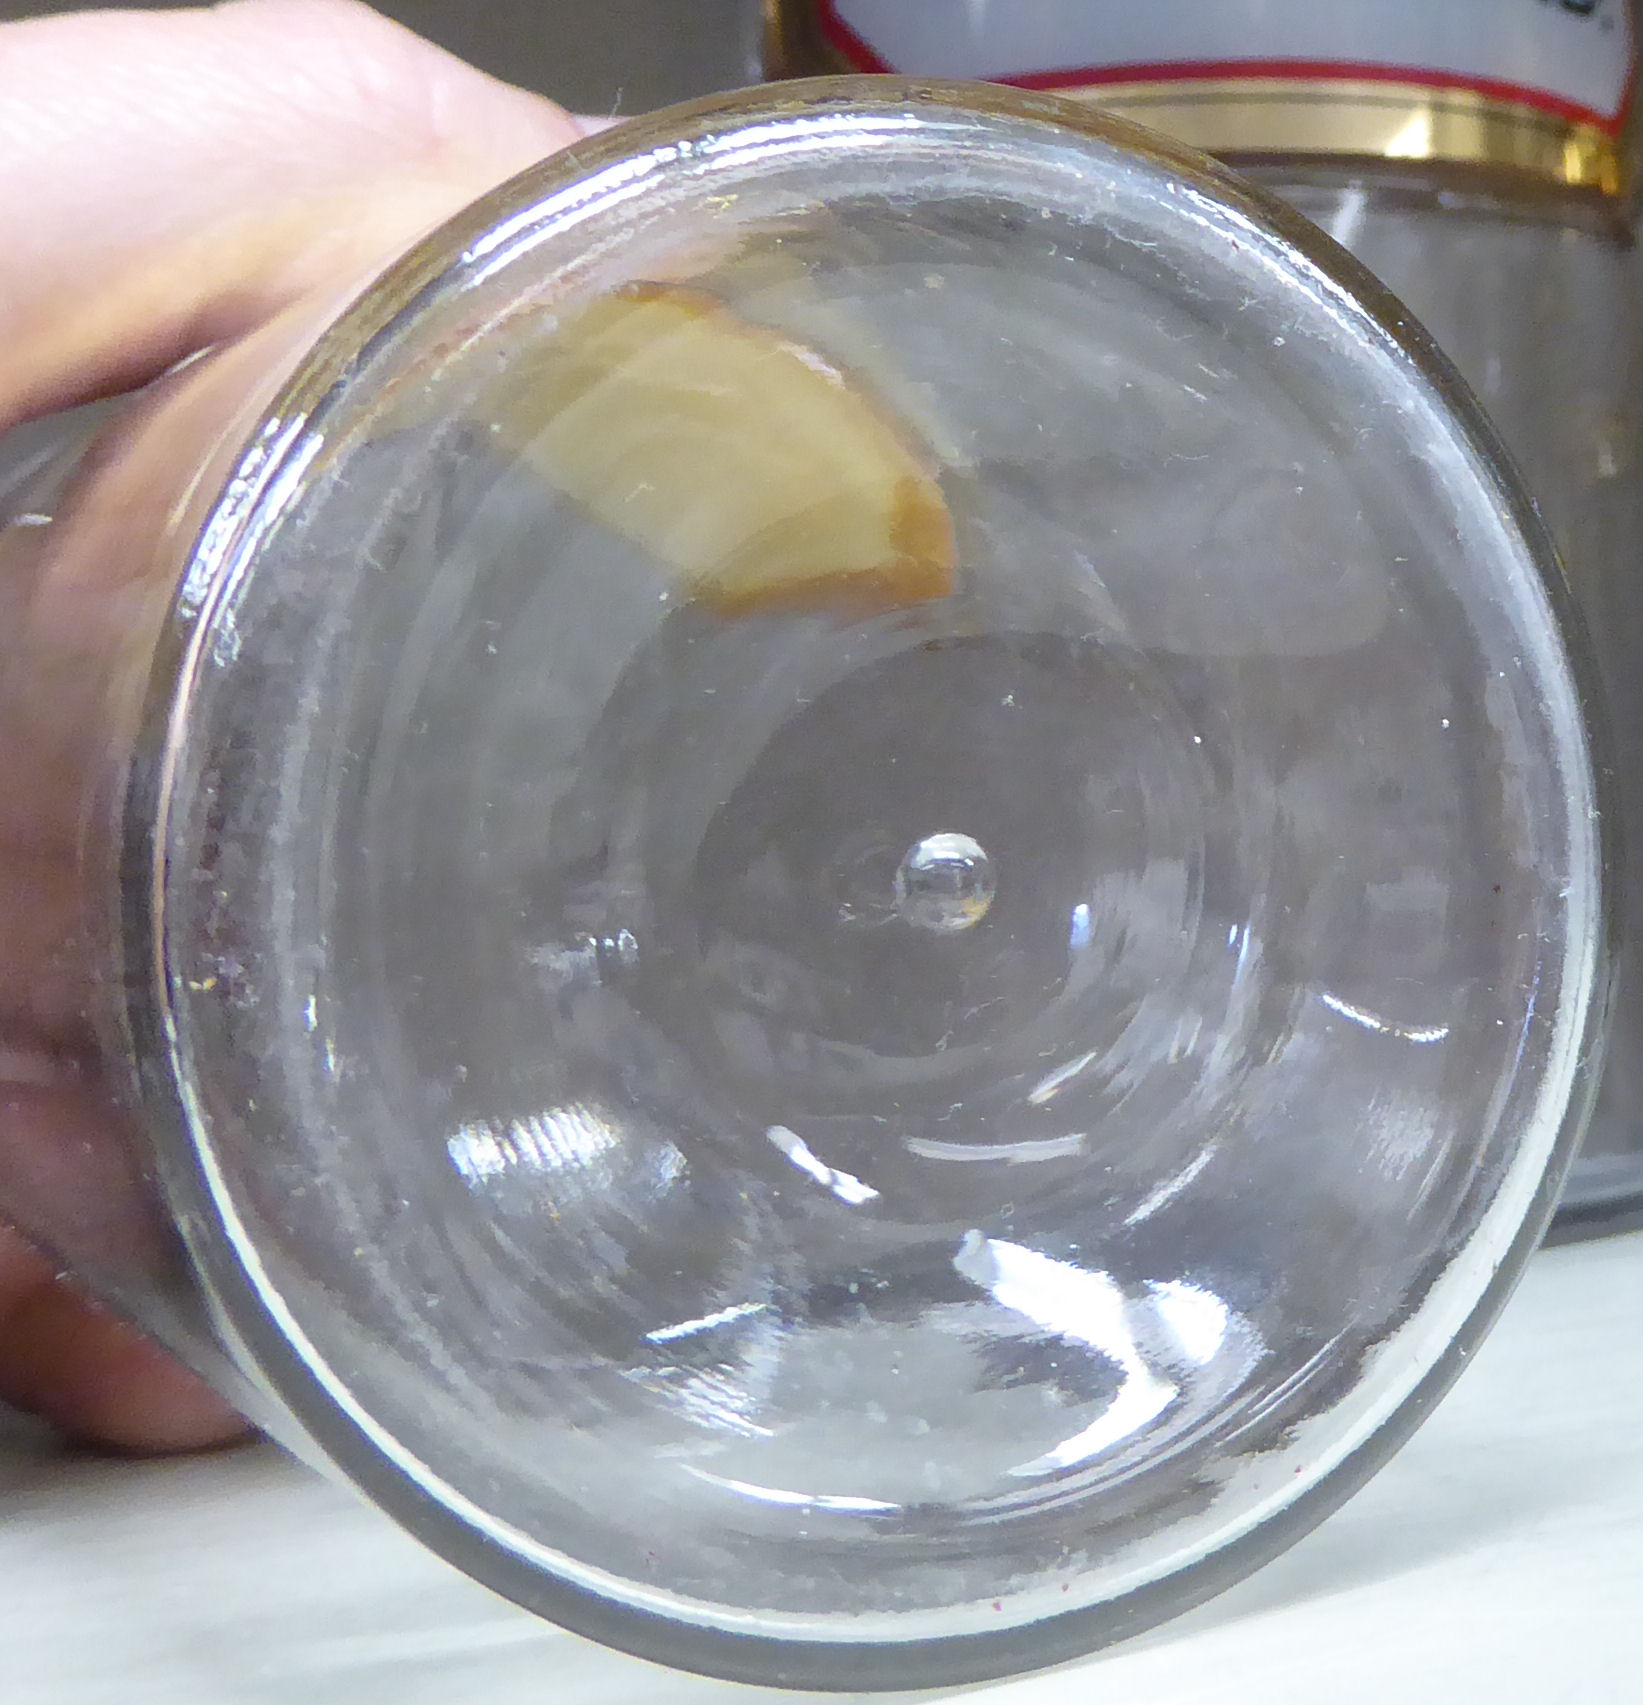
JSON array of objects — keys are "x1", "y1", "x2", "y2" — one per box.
[
  {"x1": 0, "y1": 1223, "x2": 249, "y2": 1453},
  {"x1": 0, "y1": 855, "x2": 88, "y2": 1043},
  {"x1": 0, "y1": 0, "x2": 590, "y2": 426},
  {"x1": 0, "y1": 898, "x2": 250, "y2": 1455},
  {"x1": 0, "y1": 1, "x2": 587, "y2": 1452}
]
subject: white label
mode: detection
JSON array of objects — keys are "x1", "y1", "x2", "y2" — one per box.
[{"x1": 823, "y1": 0, "x2": 1635, "y2": 123}]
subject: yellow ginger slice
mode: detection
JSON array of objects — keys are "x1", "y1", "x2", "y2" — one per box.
[{"x1": 493, "y1": 283, "x2": 955, "y2": 615}]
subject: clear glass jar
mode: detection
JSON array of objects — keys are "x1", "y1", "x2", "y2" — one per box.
[
  {"x1": 767, "y1": 0, "x2": 1643, "y2": 1233},
  {"x1": 0, "y1": 80, "x2": 1610, "y2": 1687}
]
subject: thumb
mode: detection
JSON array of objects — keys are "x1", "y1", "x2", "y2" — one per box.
[{"x1": 0, "y1": 0, "x2": 593, "y2": 428}]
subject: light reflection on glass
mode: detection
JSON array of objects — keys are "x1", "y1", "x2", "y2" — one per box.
[
  {"x1": 766, "y1": 1123, "x2": 880, "y2": 1205},
  {"x1": 1027, "y1": 1047, "x2": 1101, "y2": 1107},
  {"x1": 1069, "y1": 900, "x2": 1093, "y2": 952},
  {"x1": 446, "y1": 1103, "x2": 622, "y2": 1181},
  {"x1": 1124, "y1": 1145, "x2": 1220, "y2": 1226},
  {"x1": 952, "y1": 1236, "x2": 1248, "y2": 1478},
  {"x1": 1146, "y1": 1278, "x2": 1231, "y2": 1367},
  {"x1": 684, "y1": 1466, "x2": 902, "y2": 1516},
  {"x1": 622, "y1": 1362, "x2": 777, "y2": 1441},
  {"x1": 646, "y1": 1301, "x2": 772, "y2": 1345},
  {"x1": 904, "y1": 1132, "x2": 1088, "y2": 1164},
  {"x1": 953, "y1": 1233, "x2": 1176, "y2": 1475},
  {"x1": 1319, "y1": 990, "x2": 1452, "y2": 1045}
]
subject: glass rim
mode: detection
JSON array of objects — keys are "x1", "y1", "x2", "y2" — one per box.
[{"x1": 117, "y1": 76, "x2": 1618, "y2": 1689}]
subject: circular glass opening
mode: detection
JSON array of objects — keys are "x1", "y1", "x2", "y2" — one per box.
[{"x1": 153, "y1": 85, "x2": 1603, "y2": 1686}]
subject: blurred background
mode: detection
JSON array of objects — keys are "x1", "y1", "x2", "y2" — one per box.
[{"x1": 2, "y1": 0, "x2": 766, "y2": 112}]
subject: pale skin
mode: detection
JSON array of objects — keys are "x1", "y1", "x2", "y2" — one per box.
[{"x1": 0, "y1": 0, "x2": 590, "y2": 1451}]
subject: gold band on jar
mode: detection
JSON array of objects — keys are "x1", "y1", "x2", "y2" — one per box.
[
  {"x1": 764, "y1": 5, "x2": 1632, "y2": 198},
  {"x1": 1046, "y1": 77, "x2": 1628, "y2": 197}
]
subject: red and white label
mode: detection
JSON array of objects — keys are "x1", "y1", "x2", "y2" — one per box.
[{"x1": 819, "y1": 0, "x2": 1637, "y2": 130}]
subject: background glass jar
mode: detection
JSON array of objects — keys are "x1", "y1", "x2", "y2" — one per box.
[
  {"x1": 0, "y1": 81, "x2": 1610, "y2": 1687},
  {"x1": 768, "y1": 0, "x2": 1643, "y2": 1235}
]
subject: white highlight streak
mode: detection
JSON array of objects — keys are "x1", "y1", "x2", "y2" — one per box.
[
  {"x1": 447, "y1": 1105, "x2": 619, "y2": 1181},
  {"x1": 684, "y1": 1467, "x2": 899, "y2": 1515},
  {"x1": 1148, "y1": 1279, "x2": 1230, "y2": 1367},
  {"x1": 1321, "y1": 991, "x2": 1451, "y2": 1045},
  {"x1": 645, "y1": 1302, "x2": 770, "y2": 1345},
  {"x1": 1028, "y1": 1048, "x2": 1100, "y2": 1108},
  {"x1": 766, "y1": 1125, "x2": 879, "y2": 1205},
  {"x1": 1124, "y1": 1144, "x2": 1218, "y2": 1226},
  {"x1": 905, "y1": 1132, "x2": 1088, "y2": 1165}
]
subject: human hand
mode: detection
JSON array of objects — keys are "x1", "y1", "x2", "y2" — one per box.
[{"x1": 0, "y1": 0, "x2": 591, "y2": 1452}]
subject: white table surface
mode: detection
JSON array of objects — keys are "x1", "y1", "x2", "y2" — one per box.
[{"x1": 3, "y1": 1230, "x2": 1639, "y2": 1704}]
